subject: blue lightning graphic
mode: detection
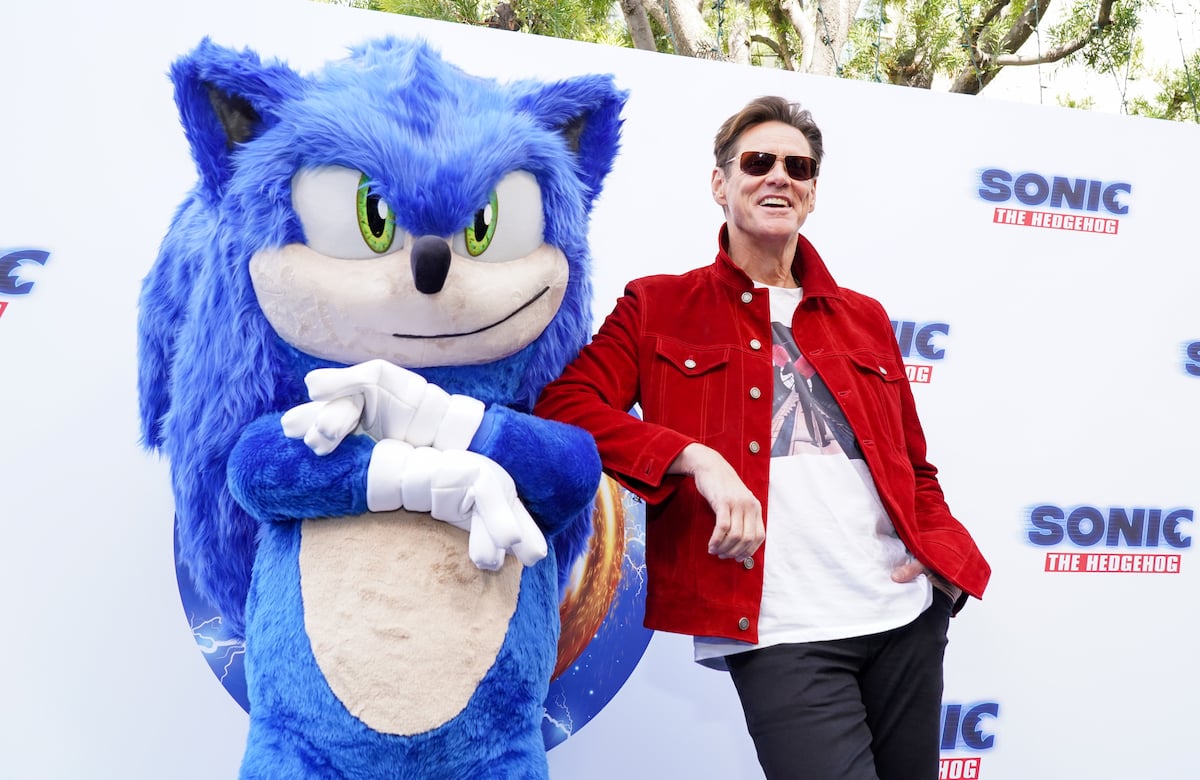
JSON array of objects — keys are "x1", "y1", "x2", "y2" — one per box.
[{"x1": 190, "y1": 614, "x2": 245, "y2": 683}]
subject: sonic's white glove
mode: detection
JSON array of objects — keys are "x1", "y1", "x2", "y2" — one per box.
[
  {"x1": 281, "y1": 359, "x2": 485, "y2": 455},
  {"x1": 367, "y1": 439, "x2": 547, "y2": 570}
]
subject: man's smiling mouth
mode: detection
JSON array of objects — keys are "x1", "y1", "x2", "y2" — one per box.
[{"x1": 391, "y1": 287, "x2": 551, "y2": 339}]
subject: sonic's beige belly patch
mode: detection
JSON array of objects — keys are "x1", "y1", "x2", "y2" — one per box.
[{"x1": 298, "y1": 510, "x2": 521, "y2": 735}]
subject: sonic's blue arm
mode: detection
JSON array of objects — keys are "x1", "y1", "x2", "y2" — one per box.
[
  {"x1": 470, "y1": 406, "x2": 600, "y2": 537},
  {"x1": 227, "y1": 413, "x2": 373, "y2": 522}
]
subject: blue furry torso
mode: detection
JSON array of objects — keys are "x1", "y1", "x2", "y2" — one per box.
[{"x1": 138, "y1": 37, "x2": 623, "y2": 778}]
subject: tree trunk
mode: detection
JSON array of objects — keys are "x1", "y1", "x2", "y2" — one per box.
[
  {"x1": 619, "y1": 0, "x2": 658, "y2": 51},
  {"x1": 660, "y1": 0, "x2": 717, "y2": 58},
  {"x1": 726, "y1": 0, "x2": 753, "y2": 64},
  {"x1": 780, "y1": 0, "x2": 861, "y2": 76},
  {"x1": 809, "y1": 0, "x2": 843, "y2": 76},
  {"x1": 780, "y1": 0, "x2": 816, "y2": 72}
]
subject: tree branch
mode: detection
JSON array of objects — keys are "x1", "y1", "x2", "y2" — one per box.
[
  {"x1": 751, "y1": 33, "x2": 796, "y2": 69},
  {"x1": 952, "y1": 0, "x2": 1116, "y2": 94},
  {"x1": 993, "y1": 0, "x2": 1116, "y2": 65},
  {"x1": 995, "y1": 0, "x2": 1056, "y2": 55},
  {"x1": 972, "y1": 0, "x2": 1014, "y2": 40}
]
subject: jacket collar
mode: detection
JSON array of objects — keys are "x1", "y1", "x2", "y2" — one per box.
[{"x1": 712, "y1": 224, "x2": 842, "y2": 300}]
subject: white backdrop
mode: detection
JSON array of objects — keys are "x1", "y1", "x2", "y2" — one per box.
[{"x1": 2, "y1": 1, "x2": 1199, "y2": 778}]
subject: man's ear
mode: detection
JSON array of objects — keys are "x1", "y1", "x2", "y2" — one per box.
[{"x1": 711, "y1": 166, "x2": 729, "y2": 208}]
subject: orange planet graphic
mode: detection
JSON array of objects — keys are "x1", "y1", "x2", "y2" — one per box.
[
  {"x1": 542, "y1": 475, "x2": 652, "y2": 747},
  {"x1": 554, "y1": 476, "x2": 627, "y2": 678}
]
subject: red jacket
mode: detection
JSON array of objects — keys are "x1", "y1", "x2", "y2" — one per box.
[{"x1": 534, "y1": 227, "x2": 990, "y2": 642}]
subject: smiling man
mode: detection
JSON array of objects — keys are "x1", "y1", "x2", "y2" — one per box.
[{"x1": 534, "y1": 96, "x2": 991, "y2": 780}]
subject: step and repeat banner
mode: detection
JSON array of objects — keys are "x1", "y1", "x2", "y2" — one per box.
[{"x1": 2, "y1": 0, "x2": 1198, "y2": 777}]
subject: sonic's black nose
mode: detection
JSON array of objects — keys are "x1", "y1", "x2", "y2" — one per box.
[{"x1": 411, "y1": 236, "x2": 451, "y2": 295}]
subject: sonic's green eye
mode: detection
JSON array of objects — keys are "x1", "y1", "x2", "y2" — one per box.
[
  {"x1": 449, "y1": 172, "x2": 541, "y2": 263},
  {"x1": 356, "y1": 173, "x2": 395, "y2": 253},
  {"x1": 463, "y1": 190, "x2": 499, "y2": 257}
]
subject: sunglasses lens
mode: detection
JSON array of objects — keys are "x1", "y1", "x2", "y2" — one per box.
[
  {"x1": 785, "y1": 157, "x2": 815, "y2": 180},
  {"x1": 739, "y1": 152, "x2": 776, "y2": 176}
]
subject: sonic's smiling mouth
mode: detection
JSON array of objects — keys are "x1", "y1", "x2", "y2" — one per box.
[{"x1": 392, "y1": 286, "x2": 551, "y2": 339}]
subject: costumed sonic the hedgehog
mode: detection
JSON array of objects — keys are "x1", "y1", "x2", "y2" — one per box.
[{"x1": 138, "y1": 37, "x2": 624, "y2": 778}]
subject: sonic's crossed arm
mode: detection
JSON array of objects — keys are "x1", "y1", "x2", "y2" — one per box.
[{"x1": 231, "y1": 358, "x2": 574, "y2": 569}]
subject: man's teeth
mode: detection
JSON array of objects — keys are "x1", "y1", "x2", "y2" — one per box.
[{"x1": 760, "y1": 197, "x2": 788, "y2": 206}]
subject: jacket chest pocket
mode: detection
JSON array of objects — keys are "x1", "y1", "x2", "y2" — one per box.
[
  {"x1": 844, "y1": 351, "x2": 906, "y2": 439},
  {"x1": 644, "y1": 338, "x2": 731, "y2": 439}
]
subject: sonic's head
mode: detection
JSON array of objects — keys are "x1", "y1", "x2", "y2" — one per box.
[{"x1": 138, "y1": 37, "x2": 625, "y2": 633}]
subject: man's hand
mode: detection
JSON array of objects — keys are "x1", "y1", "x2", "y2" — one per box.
[
  {"x1": 892, "y1": 559, "x2": 962, "y2": 603},
  {"x1": 671, "y1": 443, "x2": 764, "y2": 561}
]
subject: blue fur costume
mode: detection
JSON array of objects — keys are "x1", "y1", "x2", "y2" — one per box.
[{"x1": 138, "y1": 38, "x2": 624, "y2": 778}]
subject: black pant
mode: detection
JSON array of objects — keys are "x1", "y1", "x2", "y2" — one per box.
[{"x1": 725, "y1": 590, "x2": 953, "y2": 780}]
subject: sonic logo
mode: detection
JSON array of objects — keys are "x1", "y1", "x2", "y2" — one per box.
[
  {"x1": 892, "y1": 320, "x2": 948, "y2": 384},
  {"x1": 978, "y1": 170, "x2": 1130, "y2": 214},
  {"x1": 1028, "y1": 504, "x2": 1191, "y2": 574},
  {"x1": 1028, "y1": 505, "x2": 1192, "y2": 549},
  {"x1": 941, "y1": 701, "x2": 998, "y2": 751},
  {"x1": 1, "y1": 249, "x2": 50, "y2": 297},
  {"x1": 939, "y1": 701, "x2": 997, "y2": 779},
  {"x1": 939, "y1": 758, "x2": 981, "y2": 779},
  {"x1": 1184, "y1": 341, "x2": 1200, "y2": 377},
  {"x1": 978, "y1": 168, "x2": 1130, "y2": 235}
]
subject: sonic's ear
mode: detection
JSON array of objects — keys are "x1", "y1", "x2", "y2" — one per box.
[
  {"x1": 515, "y1": 75, "x2": 628, "y2": 207},
  {"x1": 169, "y1": 37, "x2": 305, "y2": 197}
]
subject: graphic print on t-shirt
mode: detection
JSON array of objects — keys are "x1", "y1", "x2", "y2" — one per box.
[{"x1": 770, "y1": 320, "x2": 863, "y2": 460}]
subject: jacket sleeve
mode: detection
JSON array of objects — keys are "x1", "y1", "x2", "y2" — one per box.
[{"x1": 534, "y1": 281, "x2": 696, "y2": 504}]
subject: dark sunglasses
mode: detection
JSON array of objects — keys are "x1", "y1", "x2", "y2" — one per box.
[{"x1": 726, "y1": 151, "x2": 819, "y2": 181}]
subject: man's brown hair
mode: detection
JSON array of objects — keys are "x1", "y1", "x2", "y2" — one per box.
[{"x1": 713, "y1": 96, "x2": 824, "y2": 172}]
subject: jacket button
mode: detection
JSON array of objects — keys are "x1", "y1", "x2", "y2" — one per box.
[
  {"x1": 742, "y1": 557, "x2": 755, "y2": 570},
  {"x1": 684, "y1": 358, "x2": 697, "y2": 369},
  {"x1": 748, "y1": 441, "x2": 760, "y2": 454},
  {"x1": 749, "y1": 386, "x2": 761, "y2": 399},
  {"x1": 738, "y1": 617, "x2": 750, "y2": 631},
  {"x1": 741, "y1": 292, "x2": 753, "y2": 304},
  {"x1": 749, "y1": 339, "x2": 761, "y2": 350},
  {"x1": 878, "y1": 366, "x2": 888, "y2": 375}
]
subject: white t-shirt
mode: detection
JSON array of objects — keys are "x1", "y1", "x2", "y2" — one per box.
[{"x1": 694, "y1": 284, "x2": 931, "y2": 668}]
